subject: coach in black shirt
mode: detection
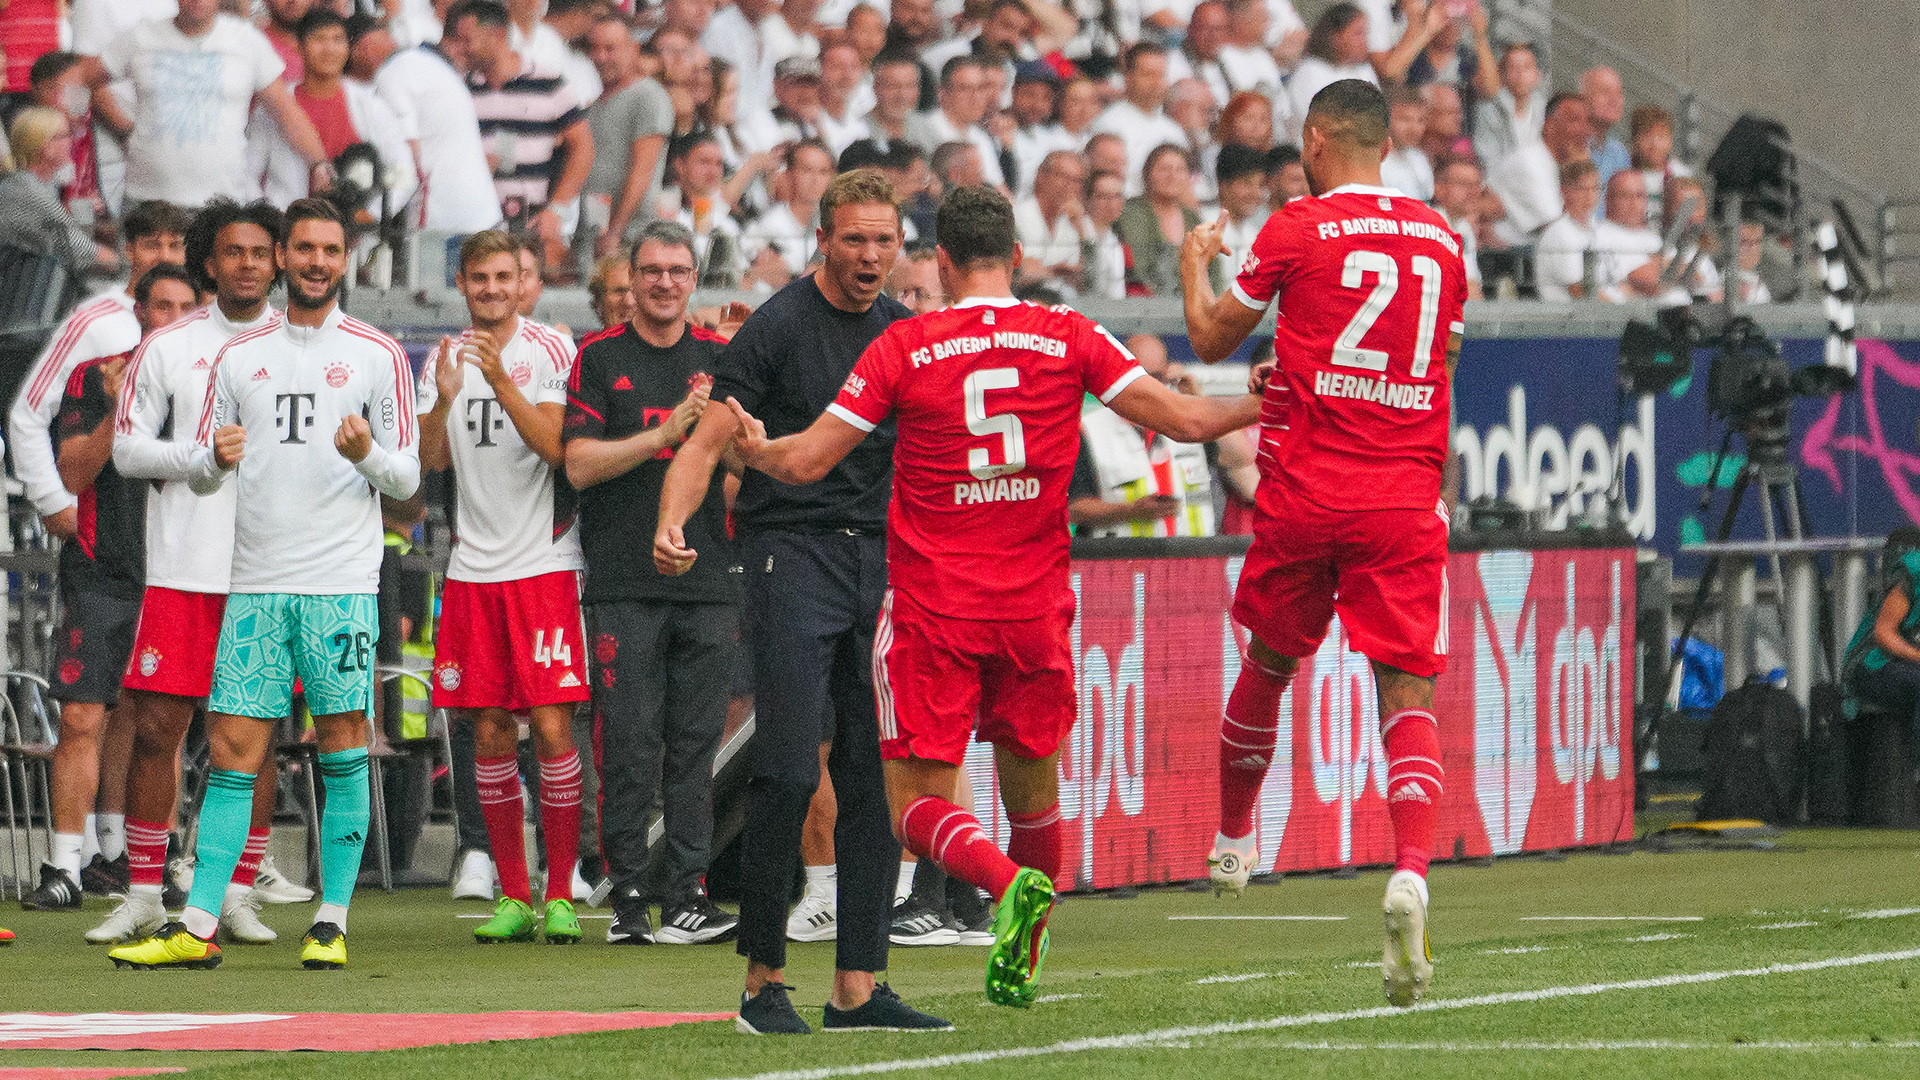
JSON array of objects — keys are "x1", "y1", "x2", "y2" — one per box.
[
  {"x1": 655, "y1": 170, "x2": 947, "y2": 1035},
  {"x1": 564, "y1": 220, "x2": 740, "y2": 947}
]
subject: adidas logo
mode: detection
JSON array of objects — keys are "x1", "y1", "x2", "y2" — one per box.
[
  {"x1": 558, "y1": 671, "x2": 581, "y2": 688},
  {"x1": 612, "y1": 375, "x2": 633, "y2": 390},
  {"x1": 1228, "y1": 754, "x2": 1270, "y2": 770},
  {"x1": 670, "y1": 911, "x2": 704, "y2": 930},
  {"x1": 1388, "y1": 782, "x2": 1432, "y2": 804},
  {"x1": 251, "y1": 367, "x2": 271, "y2": 382},
  {"x1": 191, "y1": 358, "x2": 210, "y2": 370},
  {"x1": 330, "y1": 830, "x2": 365, "y2": 845}
]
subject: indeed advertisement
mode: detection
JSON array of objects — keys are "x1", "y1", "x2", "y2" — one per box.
[
  {"x1": 1447, "y1": 336, "x2": 1919, "y2": 559},
  {"x1": 963, "y1": 546, "x2": 1634, "y2": 891}
]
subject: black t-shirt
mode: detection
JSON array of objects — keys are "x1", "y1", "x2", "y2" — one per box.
[
  {"x1": 563, "y1": 322, "x2": 736, "y2": 605},
  {"x1": 712, "y1": 274, "x2": 909, "y2": 534},
  {"x1": 55, "y1": 357, "x2": 145, "y2": 598}
]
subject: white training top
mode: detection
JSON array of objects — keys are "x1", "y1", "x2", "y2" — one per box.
[
  {"x1": 9, "y1": 290, "x2": 138, "y2": 518},
  {"x1": 114, "y1": 302, "x2": 279, "y2": 595},
  {"x1": 416, "y1": 315, "x2": 583, "y2": 583},
  {"x1": 188, "y1": 306, "x2": 420, "y2": 595}
]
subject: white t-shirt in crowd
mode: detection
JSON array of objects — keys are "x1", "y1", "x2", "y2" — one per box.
[
  {"x1": 113, "y1": 303, "x2": 279, "y2": 594},
  {"x1": 1594, "y1": 220, "x2": 1664, "y2": 301},
  {"x1": 907, "y1": 108, "x2": 1008, "y2": 189},
  {"x1": 1353, "y1": 0, "x2": 1400, "y2": 53},
  {"x1": 1534, "y1": 213, "x2": 1597, "y2": 301},
  {"x1": 190, "y1": 307, "x2": 420, "y2": 595},
  {"x1": 1381, "y1": 147, "x2": 1434, "y2": 201},
  {"x1": 740, "y1": 203, "x2": 817, "y2": 276},
  {"x1": 416, "y1": 316, "x2": 583, "y2": 583},
  {"x1": 1439, "y1": 207, "x2": 1482, "y2": 288},
  {"x1": 1485, "y1": 140, "x2": 1562, "y2": 245},
  {"x1": 1013, "y1": 196, "x2": 1086, "y2": 273},
  {"x1": 102, "y1": 14, "x2": 287, "y2": 206},
  {"x1": 1090, "y1": 99, "x2": 1187, "y2": 196},
  {"x1": 1286, "y1": 57, "x2": 1375, "y2": 143},
  {"x1": 71, "y1": 0, "x2": 175, "y2": 55},
  {"x1": 375, "y1": 46, "x2": 504, "y2": 232}
]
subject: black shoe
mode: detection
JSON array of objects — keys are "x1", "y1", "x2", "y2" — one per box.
[
  {"x1": 947, "y1": 879, "x2": 990, "y2": 924},
  {"x1": 22, "y1": 864, "x2": 81, "y2": 911},
  {"x1": 656, "y1": 887, "x2": 739, "y2": 944},
  {"x1": 823, "y1": 983, "x2": 953, "y2": 1032},
  {"x1": 82, "y1": 853, "x2": 129, "y2": 896},
  {"x1": 889, "y1": 896, "x2": 959, "y2": 945},
  {"x1": 736, "y1": 981, "x2": 811, "y2": 1035},
  {"x1": 606, "y1": 886, "x2": 654, "y2": 944}
]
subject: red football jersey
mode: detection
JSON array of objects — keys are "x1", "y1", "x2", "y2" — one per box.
[
  {"x1": 1231, "y1": 183, "x2": 1469, "y2": 512},
  {"x1": 829, "y1": 297, "x2": 1143, "y2": 620}
]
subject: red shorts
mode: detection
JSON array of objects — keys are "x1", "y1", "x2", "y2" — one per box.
[
  {"x1": 1232, "y1": 481, "x2": 1450, "y2": 678},
  {"x1": 874, "y1": 588, "x2": 1076, "y2": 766},
  {"x1": 121, "y1": 587, "x2": 228, "y2": 698},
  {"x1": 433, "y1": 571, "x2": 590, "y2": 711}
]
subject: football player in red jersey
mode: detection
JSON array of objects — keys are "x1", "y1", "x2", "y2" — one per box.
[
  {"x1": 1180, "y1": 79, "x2": 1469, "y2": 1008},
  {"x1": 726, "y1": 185, "x2": 1263, "y2": 1008}
]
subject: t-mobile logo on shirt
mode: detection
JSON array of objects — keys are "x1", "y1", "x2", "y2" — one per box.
[{"x1": 275, "y1": 394, "x2": 317, "y2": 443}]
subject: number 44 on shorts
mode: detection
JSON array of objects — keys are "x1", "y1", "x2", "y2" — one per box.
[{"x1": 533, "y1": 628, "x2": 573, "y2": 668}]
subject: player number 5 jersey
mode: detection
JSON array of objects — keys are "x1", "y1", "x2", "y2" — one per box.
[
  {"x1": 416, "y1": 316, "x2": 583, "y2": 583},
  {"x1": 828, "y1": 296, "x2": 1143, "y2": 621},
  {"x1": 1230, "y1": 183, "x2": 1469, "y2": 512}
]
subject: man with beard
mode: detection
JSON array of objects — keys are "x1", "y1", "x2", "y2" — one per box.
[
  {"x1": 654, "y1": 169, "x2": 947, "y2": 1035},
  {"x1": 110, "y1": 198, "x2": 419, "y2": 971}
]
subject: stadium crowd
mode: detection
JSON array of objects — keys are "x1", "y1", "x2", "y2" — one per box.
[{"x1": 0, "y1": 0, "x2": 1784, "y2": 305}]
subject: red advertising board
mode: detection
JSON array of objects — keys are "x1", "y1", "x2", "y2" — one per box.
[{"x1": 961, "y1": 546, "x2": 1636, "y2": 891}]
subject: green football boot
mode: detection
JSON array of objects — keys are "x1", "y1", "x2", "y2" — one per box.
[
  {"x1": 543, "y1": 898, "x2": 582, "y2": 944},
  {"x1": 473, "y1": 897, "x2": 538, "y2": 943},
  {"x1": 985, "y1": 867, "x2": 1055, "y2": 1008}
]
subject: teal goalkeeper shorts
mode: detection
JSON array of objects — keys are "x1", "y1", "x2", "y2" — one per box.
[{"x1": 210, "y1": 593, "x2": 378, "y2": 719}]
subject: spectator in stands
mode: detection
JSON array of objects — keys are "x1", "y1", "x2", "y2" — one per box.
[
  {"x1": 739, "y1": 137, "x2": 834, "y2": 288},
  {"x1": 588, "y1": 251, "x2": 635, "y2": 326},
  {"x1": 1287, "y1": 3, "x2": 1376, "y2": 142},
  {"x1": 818, "y1": 43, "x2": 870, "y2": 157},
  {"x1": 1486, "y1": 89, "x2": 1588, "y2": 245},
  {"x1": 1168, "y1": 1, "x2": 1233, "y2": 108},
  {"x1": 700, "y1": 0, "x2": 773, "y2": 120},
  {"x1": 1404, "y1": 2, "x2": 1497, "y2": 116},
  {"x1": 1081, "y1": 168, "x2": 1127, "y2": 300},
  {"x1": 457, "y1": 0, "x2": 594, "y2": 271},
  {"x1": 0, "y1": 0, "x2": 61, "y2": 97},
  {"x1": 260, "y1": 0, "x2": 313, "y2": 81},
  {"x1": 1118, "y1": 144, "x2": 1219, "y2": 297},
  {"x1": 511, "y1": 0, "x2": 599, "y2": 104},
  {"x1": 1380, "y1": 84, "x2": 1433, "y2": 199},
  {"x1": 660, "y1": 132, "x2": 742, "y2": 286},
  {"x1": 1581, "y1": 65, "x2": 1630, "y2": 191},
  {"x1": 1534, "y1": 159, "x2": 1601, "y2": 301},
  {"x1": 1472, "y1": 41, "x2": 1543, "y2": 167},
  {"x1": 1265, "y1": 142, "x2": 1307, "y2": 207},
  {"x1": 1592, "y1": 167, "x2": 1668, "y2": 302},
  {"x1": 1207, "y1": 142, "x2": 1269, "y2": 280},
  {"x1": 907, "y1": 56, "x2": 1006, "y2": 189},
  {"x1": 1216, "y1": 90, "x2": 1275, "y2": 154},
  {"x1": 1013, "y1": 147, "x2": 1089, "y2": 294},
  {"x1": 515, "y1": 233, "x2": 549, "y2": 315},
  {"x1": 1006, "y1": 62, "x2": 1069, "y2": 197},
  {"x1": 0, "y1": 108, "x2": 109, "y2": 270},
  {"x1": 1218, "y1": 0, "x2": 1292, "y2": 127},
  {"x1": 1167, "y1": 77, "x2": 1218, "y2": 201},
  {"x1": 1629, "y1": 104, "x2": 1689, "y2": 230},
  {"x1": 1420, "y1": 81, "x2": 1470, "y2": 159},
  {"x1": 931, "y1": 139, "x2": 986, "y2": 190},
  {"x1": 763, "y1": 0, "x2": 823, "y2": 76},
  {"x1": 1430, "y1": 152, "x2": 1485, "y2": 299},
  {"x1": 770, "y1": 56, "x2": 824, "y2": 143},
  {"x1": 584, "y1": 11, "x2": 672, "y2": 257},
  {"x1": 1070, "y1": 334, "x2": 1215, "y2": 536},
  {"x1": 886, "y1": 0, "x2": 945, "y2": 61},
  {"x1": 361, "y1": 15, "x2": 503, "y2": 233},
  {"x1": 885, "y1": 140, "x2": 939, "y2": 246},
  {"x1": 89, "y1": 0, "x2": 332, "y2": 207},
  {"x1": 1093, "y1": 43, "x2": 1186, "y2": 197},
  {"x1": 1661, "y1": 174, "x2": 1722, "y2": 300},
  {"x1": 246, "y1": 10, "x2": 415, "y2": 213},
  {"x1": 884, "y1": 245, "x2": 943, "y2": 312},
  {"x1": 697, "y1": 58, "x2": 777, "y2": 196},
  {"x1": 844, "y1": 5, "x2": 888, "y2": 69},
  {"x1": 1054, "y1": 75, "x2": 1101, "y2": 148},
  {"x1": 1733, "y1": 220, "x2": 1771, "y2": 304},
  {"x1": 660, "y1": 0, "x2": 717, "y2": 41},
  {"x1": 863, "y1": 50, "x2": 920, "y2": 147}
]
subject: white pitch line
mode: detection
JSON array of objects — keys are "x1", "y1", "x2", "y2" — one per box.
[
  {"x1": 1758, "y1": 921, "x2": 1817, "y2": 930},
  {"x1": 1169, "y1": 915, "x2": 1349, "y2": 922},
  {"x1": 710, "y1": 947, "x2": 1920, "y2": 1080},
  {"x1": 1520, "y1": 916, "x2": 1704, "y2": 922},
  {"x1": 1622, "y1": 934, "x2": 1694, "y2": 943},
  {"x1": 1479, "y1": 946, "x2": 1556, "y2": 955},
  {"x1": 1215, "y1": 1039, "x2": 1920, "y2": 1052},
  {"x1": 1850, "y1": 908, "x2": 1920, "y2": 920},
  {"x1": 1194, "y1": 971, "x2": 1296, "y2": 985}
]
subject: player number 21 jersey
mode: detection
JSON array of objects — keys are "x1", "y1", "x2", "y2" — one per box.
[
  {"x1": 828, "y1": 297, "x2": 1143, "y2": 621},
  {"x1": 1230, "y1": 183, "x2": 1469, "y2": 512}
]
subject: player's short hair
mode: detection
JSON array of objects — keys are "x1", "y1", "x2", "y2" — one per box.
[
  {"x1": 940, "y1": 54, "x2": 984, "y2": 88},
  {"x1": 784, "y1": 137, "x2": 834, "y2": 173},
  {"x1": 458, "y1": 229, "x2": 519, "y2": 273},
  {"x1": 1304, "y1": 79, "x2": 1390, "y2": 152},
  {"x1": 27, "y1": 50, "x2": 80, "y2": 89},
  {"x1": 133, "y1": 263, "x2": 196, "y2": 306},
  {"x1": 122, "y1": 200, "x2": 193, "y2": 245},
  {"x1": 296, "y1": 8, "x2": 347, "y2": 40},
  {"x1": 1121, "y1": 41, "x2": 1166, "y2": 72},
  {"x1": 282, "y1": 196, "x2": 345, "y2": 243},
  {"x1": 447, "y1": 0, "x2": 509, "y2": 30},
  {"x1": 1559, "y1": 159, "x2": 1598, "y2": 187},
  {"x1": 184, "y1": 198, "x2": 286, "y2": 294},
  {"x1": 818, "y1": 168, "x2": 900, "y2": 238},
  {"x1": 1544, "y1": 91, "x2": 1587, "y2": 124},
  {"x1": 1265, "y1": 143, "x2": 1302, "y2": 172},
  {"x1": 935, "y1": 185, "x2": 1017, "y2": 268},
  {"x1": 1215, "y1": 143, "x2": 1269, "y2": 186},
  {"x1": 633, "y1": 219, "x2": 697, "y2": 263},
  {"x1": 1629, "y1": 104, "x2": 1673, "y2": 140},
  {"x1": 837, "y1": 139, "x2": 890, "y2": 172}
]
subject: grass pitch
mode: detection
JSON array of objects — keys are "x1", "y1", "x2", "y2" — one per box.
[{"x1": 4, "y1": 827, "x2": 1920, "y2": 1080}]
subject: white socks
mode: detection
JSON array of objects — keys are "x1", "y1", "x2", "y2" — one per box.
[
  {"x1": 803, "y1": 863, "x2": 837, "y2": 902},
  {"x1": 51, "y1": 832, "x2": 84, "y2": 882},
  {"x1": 182, "y1": 906, "x2": 219, "y2": 939},
  {"x1": 81, "y1": 814, "x2": 101, "y2": 862},
  {"x1": 895, "y1": 859, "x2": 916, "y2": 904},
  {"x1": 316, "y1": 902, "x2": 350, "y2": 932},
  {"x1": 98, "y1": 812, "x2": 127, "y2": 861}
]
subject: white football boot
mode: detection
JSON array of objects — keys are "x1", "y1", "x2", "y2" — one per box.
[
  {"x1": 1207, "y1": 832, "x2": 1259, "y2": 897},
  {"x1": 1382, "y1": 870, "x2": 1432, "y2": 1007},
  {"x1": 85, "y1": 890, "x2": 166, "y2": 944}
]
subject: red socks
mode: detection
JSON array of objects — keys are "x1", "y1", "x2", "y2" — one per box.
[
  {"x1": 127, "y1": 817, "x2": 170, "y2": 889},
  {"x1": 1382, "y1": 709, "x2": 1443, "y2": 876},
  {"x1": 231, "y1": 827, "x2": 270, "y2": 888},
  {"x1": 898, "y1": 796, "x2": 1021, "y2": 902},
  {"x1": 1006, "y1": 803, "x2": 1062, "y2": 884},
  {"x1": 476, "y1": 754, "x2": 531, "y2": 904},
  {"x1": 1218, "y1": 657, "x2": 1292, "y2": 838},
  {"x1": 538, "y1": 752, "x2": 583, "y2": 903}
]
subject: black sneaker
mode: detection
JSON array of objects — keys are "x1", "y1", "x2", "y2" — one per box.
[
  {"x1": 822, "y1": 982, "x2": 953, "y2": 1032},
  {"x1": 656, "y1": 887, "x2": 739, "y2": 944},
  {"x1": 606, "y1": 885, "x2": 654, "y2": 944},
  {"x1": 736, "y1": 981, "x2": 811, "y2": 1035},
  {"x1": 889, "y1": 896, "x2": 959, "y2": 946},
  {"x1": 22, "y1": 864, "x2": 81, "y2": 911},
  {"x1": 82, "y1": 853, "x2": 129, "y2": 896},
  {"x1": 947, "y1": 883, "x2": 994, "y2": 945}
]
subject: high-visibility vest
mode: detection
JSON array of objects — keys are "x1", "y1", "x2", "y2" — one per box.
[{"x1": 1079, "y1": 406, "x2": 1215, "y2": 538}]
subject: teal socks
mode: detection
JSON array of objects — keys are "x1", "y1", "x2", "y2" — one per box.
[
  {"x1": 318, "y1": 747, "x2": 371, "y2": 909},
  {"x1": 185, "y1": 769, "x2": 257, "y2": 921}
]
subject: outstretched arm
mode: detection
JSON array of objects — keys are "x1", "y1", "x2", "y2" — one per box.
[
  {"x1": 1182, "y1": 213, "x2": 1267, "y2": 363},
  {"x1": 1106, "y1": 377, "x2": 1263, "y2": 445},
  {"x1": 725, "y1": 397, "x2": 867, "y2": 487}
]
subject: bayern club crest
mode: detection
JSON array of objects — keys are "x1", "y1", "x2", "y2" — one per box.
[
  {"x1": 437, "y1": 664, "x2": 462, "y2": 690},
  {"x1": 324, "y1": 362, "x2": 352, "y2": 388},
  {"x1": 137, "y1": 646, "x2": 162, "y2": 678},
  {"x1": 510, "y1": 362, "x2": 533, "y2": 387}
]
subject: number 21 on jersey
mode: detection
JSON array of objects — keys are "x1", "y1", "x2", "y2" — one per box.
[{"x1": 1332, "y1": 249, "x2": 1445, "y2": 377}]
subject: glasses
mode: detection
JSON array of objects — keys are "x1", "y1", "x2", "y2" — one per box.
[{"x1": 636, "y1": 264, "x2": 695, "y2": 283}]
